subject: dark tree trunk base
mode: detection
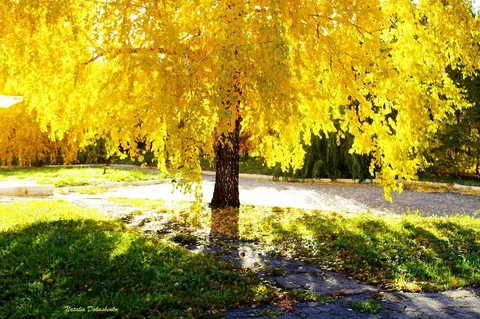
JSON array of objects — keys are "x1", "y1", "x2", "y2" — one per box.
[
  {"x1": 209, "y1": 115, "x2": 241, "y2": 236},
  {"x1": 210, "y1": 116, "x2": 241, "y2": 209}
]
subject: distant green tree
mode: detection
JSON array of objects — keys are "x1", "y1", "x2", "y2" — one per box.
[
  {"x1": 76, "y1": 139, "x2": 109, "y2": 165},
  {"x1": 272, "y1": 128, "x2": 372, "y2": 181},
  {"x1": 425, "y1": 71, "x2": 480, "y2": 177},
  {"x1": 303, "y1": 132, "x2": 373, "y2": 181}
]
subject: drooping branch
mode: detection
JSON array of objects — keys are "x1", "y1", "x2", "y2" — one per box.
[{"x1": 83, "y1": 47, "x2": 170, "y2": 65}]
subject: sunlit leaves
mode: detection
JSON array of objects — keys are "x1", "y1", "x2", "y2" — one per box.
[{"x1": 0, "y1": 0, "x2": 478, "y2": 197}]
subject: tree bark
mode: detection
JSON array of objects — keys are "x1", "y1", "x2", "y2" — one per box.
[{"x1": 210, "y1": 116, "x2": 241, "y2": 209}]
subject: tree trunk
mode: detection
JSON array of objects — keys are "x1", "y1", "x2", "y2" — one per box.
[
  {"x1": 210, "y1": 116, "x2": 241, "y2": 209},
  {"x1": 209, "y1": 115, "x2": 241, "y2": 238}
]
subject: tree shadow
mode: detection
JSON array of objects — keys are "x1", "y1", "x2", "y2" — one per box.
[
  {"x1": 210, "y1": 207, "x2": 240, "y2": 238},
  {"x1": 242, "y1": 209, "x2": 480, "y2": 292},
  {"x1": 0, "y1": 218, "x2": 265, "y2": 318}
]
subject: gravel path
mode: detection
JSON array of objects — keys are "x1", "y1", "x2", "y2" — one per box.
[
  {"x1": 89, "y1": 174, "x2": 480, "y2": 217},
  {"x1": 217, "y1": 241, "x2": 480, "y2": 319}
]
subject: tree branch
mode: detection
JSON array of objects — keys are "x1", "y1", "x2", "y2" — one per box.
[{"x1": 83, "y1": 46, "x2": 169, "y2": 65}]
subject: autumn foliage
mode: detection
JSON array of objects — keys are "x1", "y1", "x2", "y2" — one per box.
[
  {"x1": 0, "y1": 0, "x2": 479, "y2": 199},
  {"x1": 0, "y1": 104, "x2": 78, "y2": 166}
]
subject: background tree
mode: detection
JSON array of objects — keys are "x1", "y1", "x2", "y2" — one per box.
[
  {"x1": 424, "y1": 70, "x2": 480, "y2": 177},
  {"x1": 285, "y1": 129, "x2": 373, "y2": 181},
  {"x1": 0, "y1": 105, "x2": 78, "y2": 166},
  {"x1": 1, "y1": 0, "x2": 479, "y2": 234}
]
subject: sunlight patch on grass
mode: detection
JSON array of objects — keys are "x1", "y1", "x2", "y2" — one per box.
[
  {"x1": 239, "y1": 206, "x2": 480, "y2": 292},
  {"x1": 0, "y1": 200, "x2": 273, "y2": 318},
  {"x1": 108, "y1": 197, "x2": 210, "y2": 229},
  {"x1": 0, "y1": 167, "x2": 165, "y2": 187},
  {"x1": 111, "y1": 198, "x2": 480, "y2": 292},
  {"x1": 108, "y1": 197, "x2": 166, "y2": 210},
  {"x1": 72, "y1": 186, "x2": 110, "y2": 194},
  {"x1": 0, "y1": 200, "x2": 107, "y2": 232},
  {"x1": 99, "y1": 198, "x2": 480, "y2": 292}
]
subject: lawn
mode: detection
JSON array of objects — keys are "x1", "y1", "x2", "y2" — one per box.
[
  {"x1": 1, "y1": 192, "x2": 479, "y2": 317},
  {"x1": 0, "y1": 201, "x2": 274, "y2": 318},
  {"x1": 0, "y1": 167, "x2": 166, "y2": 187},
  {"x1": 239, "y1": 207, "x2": 480, "y2": 292},
  {"x1": 418, "y1": 174, "x2": 480, "y2": 187},
  {"x1": 110, "y1": 198, "x2": 480, "y2": 292}
]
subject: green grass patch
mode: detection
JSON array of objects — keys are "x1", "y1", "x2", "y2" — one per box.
[
  {"x1": 201, "y1": 156, "x2": 277, "y2": 176},
  {"x1": 109, "y1": 198, "x2": 210, "y2": 229},
  {"x1": 108, "y1": 197, "x2": 166, "y2": 210},
  {"x1": 71, "y1": 186, "x2": 110, "y2": 195},
  {"x1": 239, "y1": 207, "x2": 480, "y2": 292},
  {"x1": 286, "y1": 289, "x2": 336, "y2": 303},
  {"x1": 248, "y1": 308, "x2": 283, "y2": 318},
  {"x1": 418, "y1": 173, "x2": 480, "y2": 187},
  {"x1": 0, "y1": 201, "x2": 273, "y2": 318},
  {"x1": 0, "y1": 167, "x2": 165, "y2": 187},
  {"x1": 350, "y1": 299, "x2": 382, "y2": 314},
  {"x1": 0, "y1": 200, "x2": 105, "y2": 232},
  {"x1": 238, "y1": 157, "x2": 277, "y2": 175}
]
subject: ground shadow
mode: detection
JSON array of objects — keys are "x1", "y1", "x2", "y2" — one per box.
[
  {"x1": 241, "y1": 209, "x2": 480, "y2": 292},
  {"x1": 0, "y1": 218, "x2": 265, "y2": 318}
]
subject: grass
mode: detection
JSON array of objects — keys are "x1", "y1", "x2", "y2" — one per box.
[
  {"x1": 350, "y1": 299, "x2": 382, "y2": 314},
  {"x1": 248, "y1": 309, "x2": 283, "y2": 318},
  {"x1": 285, "y1": 289, "x2": 336, "y2": 304},
  {"x1": 239, "y1": 206, "x2": 480, "y2": 292},
  {"x1": 108, "y1": 197, "x2": 166, "y2": 210},
  {"x1": 0, "y1": 201, "x2": 275, "y2": 319},
  {"x1": 109, "y1": 197, "x2": 209, "y2": 229},
  {"x1": 418, "y1": 173, "x2": 480, "y2": 187},
  {"x1": 201, "y1": 156, "x2": 277, "y2": 176},
  {"x1": 109, "y1": 198, "x2": 480, "y2": 292},
  {"x1": 0, "y1": 167, "x2": 165, "y2": 187},
  {"x1": 71, "y1": 186, "x2": 110, "y2": 195}
]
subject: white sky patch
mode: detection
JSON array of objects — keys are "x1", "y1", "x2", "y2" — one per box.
[
  {"x1": 0, "y1": 95, "x2": 23, "y2": 108},
  {"x1": 473, "y1": 0, "x2": 480, "y2": 12},
  {"x1": 411, "y1": 0, "x2": 480, "y2": 12}
]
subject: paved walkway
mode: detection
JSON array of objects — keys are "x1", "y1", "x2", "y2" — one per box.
[{"x1": 74, "y1": 174, "x2": 480, "y2": 217}]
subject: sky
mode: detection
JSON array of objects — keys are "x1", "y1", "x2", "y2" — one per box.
[
  {"x1": 473, "y1": 0, "x2": 480, "y2": 12},
  {"x1": 0, "y1": 95, "x2": 23, "y2": 108}
]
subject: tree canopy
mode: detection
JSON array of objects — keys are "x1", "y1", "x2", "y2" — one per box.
[{"x1": 1, "y1": 0, "x2": 479, "y2": 199}]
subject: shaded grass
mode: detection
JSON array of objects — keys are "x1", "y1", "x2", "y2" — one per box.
[
  {"x1": 0, "y1": 167, "x2": 165, "y2": 187},
  {"x1": 0, "y1": 201, "x2": 273, "y2": 318},
  {"x1": 201, "y1": 156, "x2": 276, "y2": 176},
  {"x1": 418, "y1": 173, "x2": 480, "y2": 187},
  {"x1": 239, "y1": 207, "x2": 480, "y2": 292},
  {"x1": 109, "y1": 198, "x2": 480, "y2": 292}
]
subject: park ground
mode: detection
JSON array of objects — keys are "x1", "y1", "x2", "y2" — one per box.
[{"x1": 0, "y1": 166, "x2": 479, "y2": 318}]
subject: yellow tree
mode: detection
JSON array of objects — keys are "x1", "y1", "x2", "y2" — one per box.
[
  {"x1": 0, "y1": 104, "x2": 78, "y2": 166},
  {"x1": 1, "y1": 1, "x2": 479, "y2": 222}
]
